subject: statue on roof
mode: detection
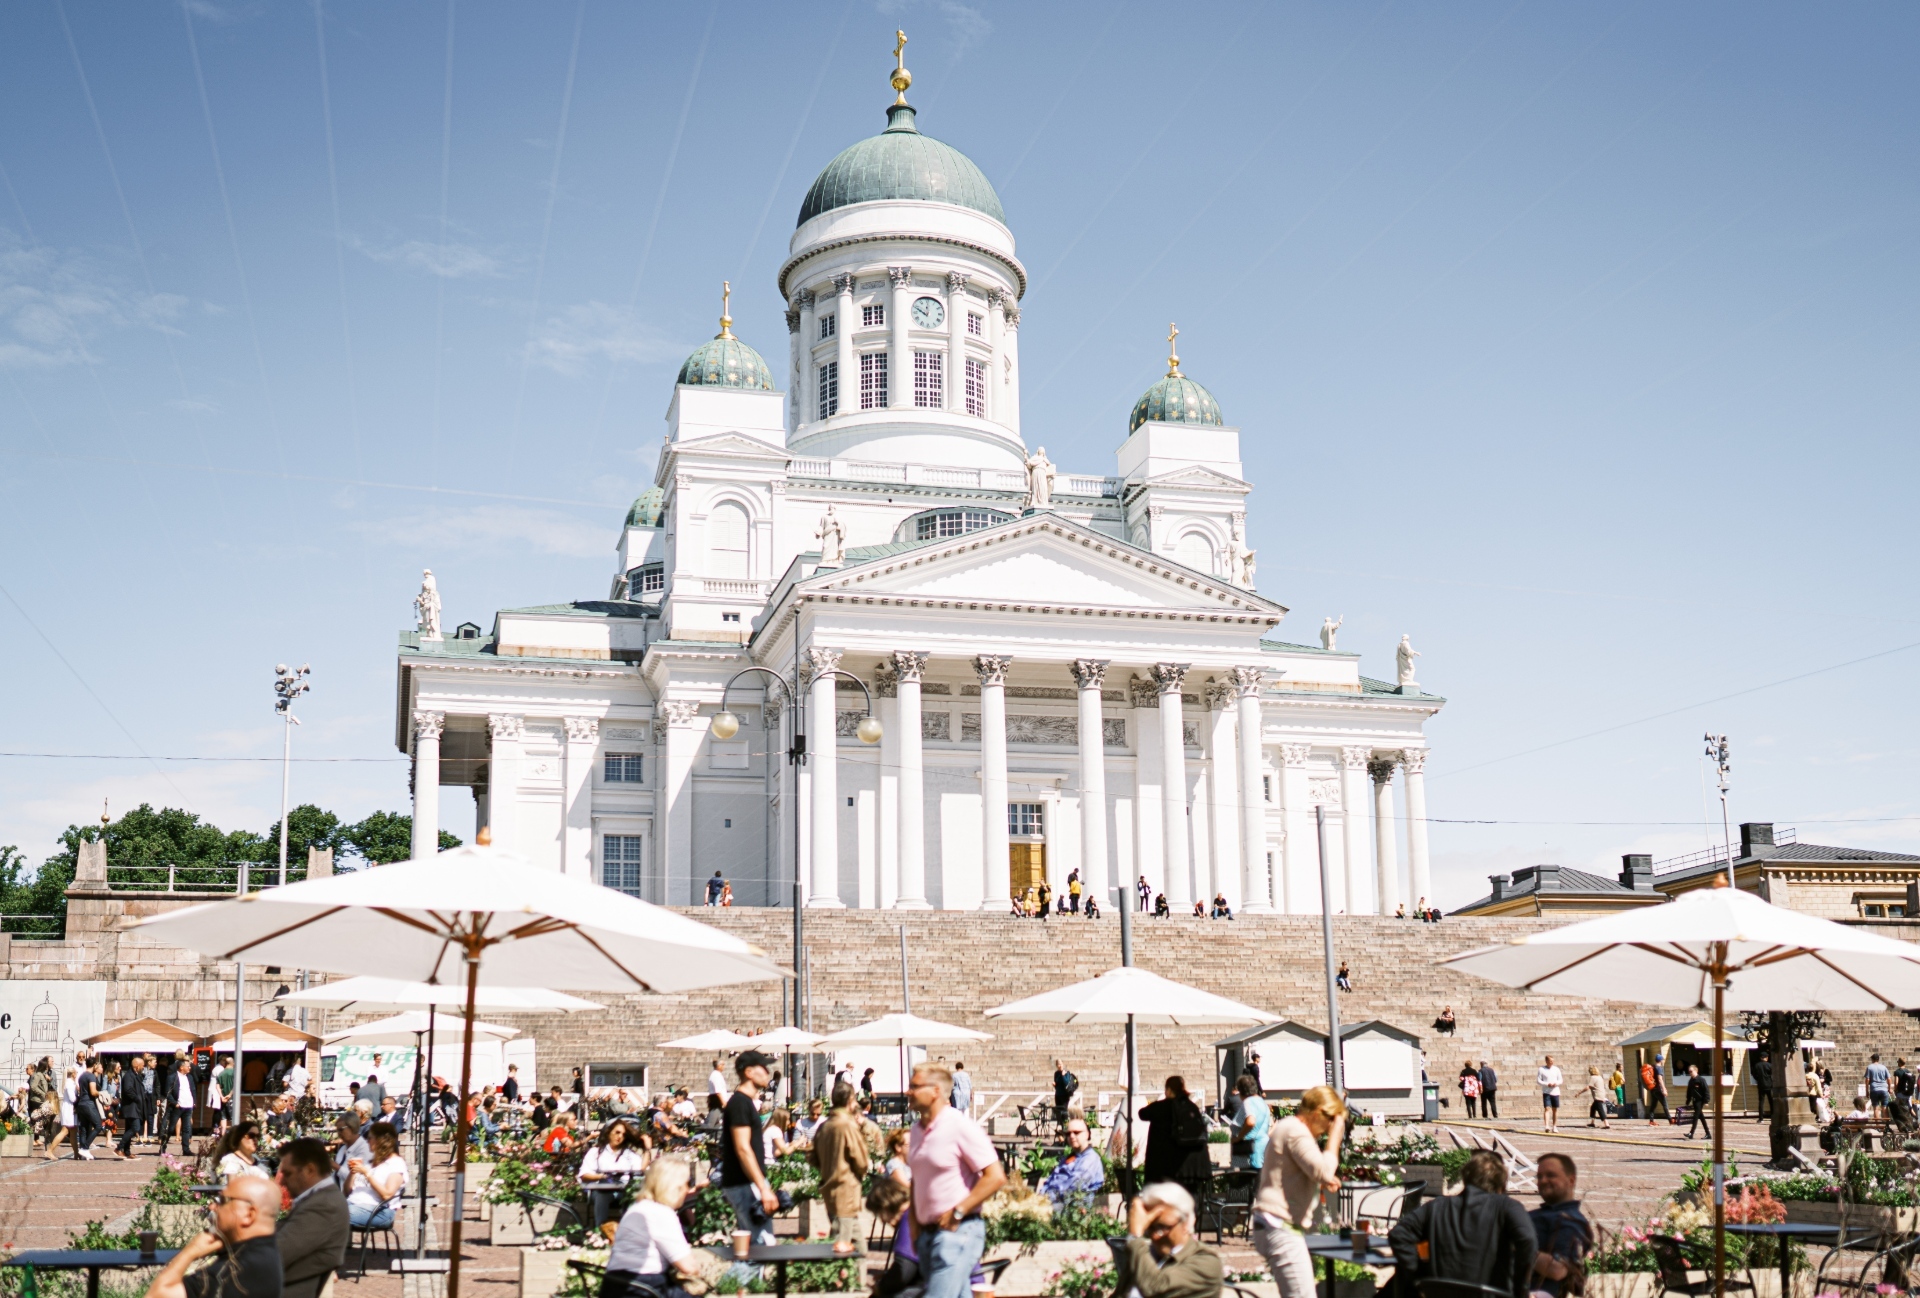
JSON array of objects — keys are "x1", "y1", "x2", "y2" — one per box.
[
  {"x1": 1397, "y1": 634, "x2": 1421, "y2": 689},
  {"x1": 1023, "y1": 446, "x2": 1056, "y2": 512},
  {"x1": 816, "y1": 506, "x2": 846, "y2": 567},
  {"x1": 415, "y1": 569, "x2": 443, "y2": 640},
  {"x1": 1321, "y1": 616, "x2": 1342, "y2": 651}
]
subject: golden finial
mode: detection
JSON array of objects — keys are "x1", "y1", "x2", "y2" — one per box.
[
  {"x1": 717, "y1": 281, "x2": 734, "y2": 339},
  {"x1": 101, "y1": 797, "x2": 111, "y2": 827},
  {"x1": 890, "y1": 30, "x2": 912, "y2": 104},
  {"x1": 1166, "y1": 322, "x2": 1182, "y2": 378}
]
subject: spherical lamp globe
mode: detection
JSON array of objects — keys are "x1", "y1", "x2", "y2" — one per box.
[
  {"x1": 855, "y1": 715, "x2": 883, "y2": 745},
  {"x1": 709, "y1": 710, "x2": 740, "y2": 740}
]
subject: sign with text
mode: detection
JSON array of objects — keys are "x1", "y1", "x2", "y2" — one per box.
[{"x1": 0, "y1": 981, "x2": 108, "y2": 1093}]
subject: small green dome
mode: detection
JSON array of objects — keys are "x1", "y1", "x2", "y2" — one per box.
[
  {"x1": 1130, "y1": 374, "x2": 1223, "y2": 433},
  {"x1": 799, "y1": 104, "x2": 1004, "y2": 227},
  {"x1": 677, "y1": 334, "x2": 773, "y2": 390},
  {"x1": 625, "y1": 487, "x2": 664, "y2": 529}
]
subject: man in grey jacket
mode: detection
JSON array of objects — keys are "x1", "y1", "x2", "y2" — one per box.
[
  {"x1": 1390, "y1": 1152, "x2": 1537, "y2": 1298},
  {"x1": 274, "y1": 1138, "x2": 351, "y2": 1298}
]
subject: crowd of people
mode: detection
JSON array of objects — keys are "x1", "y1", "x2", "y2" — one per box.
[{"x1": 1009, "y1": 869, "x2": 1102, "y2": 919}]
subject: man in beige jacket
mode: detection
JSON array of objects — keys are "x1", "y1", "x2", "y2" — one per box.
[{"x1": 809, "y1": 1082, "x2": 871, "y2": 1253}]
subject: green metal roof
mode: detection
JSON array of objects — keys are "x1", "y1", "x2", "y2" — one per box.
[
  {"x1": 1130, "y1": 373, "x2": 1223, "y2": 433},
  {"x1": 625, "y1": 487, "x2": 665, "y2": 528},
  {"x1": 677, "y1": 334, "x2": 774, "y2": 390},
  {"x1": 798, "y1": 104, "x2": 1004, "y2": 227},
  {"x1": 499, "y1": 601, "x2": 653, "y2": 620}
]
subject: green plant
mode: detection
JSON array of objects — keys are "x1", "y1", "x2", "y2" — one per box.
[
  {"x1": 685, "y1": 1186, "x2": 738, "y2": 1245},
  {"x1": 1363, "y1": 1130, "x2": 1443, "y2": 1165},
  {"x1": 783, "y1": 1258, "x2": 864, "y2": 1292},
  {"x1": 765, "y1": 1152, "x2": 820, "y2": 1203},
  {"x1": 1312, "y1": 1256, "x2": 1378, "y2": 1284},
  {"x1": 0, "y1": 1111, "x2": 26, "y2": 1136},
  {"x1": 1044, "y1": 1257, "x2": 1114, "y2": 1298},
  {"x1": 1207, "y1": 1128, "x2": 1231, "y2": 1143},
  {"x1": 1021, "y1": 1146, "x2": 1061, "y2": 1180},
  {"x1": 140, "y1": 1161, "x2": 199, "y2": 1205},
  {"x1": 1436, "y1": 1148, "x2": 1474, "y2": 1185}
]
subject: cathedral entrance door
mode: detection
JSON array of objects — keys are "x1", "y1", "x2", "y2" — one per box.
[{"x1": 1009, "y1": 842, "x2": 1047, "y2": 899}]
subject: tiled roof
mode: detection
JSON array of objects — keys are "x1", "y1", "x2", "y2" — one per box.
[
  {"x1": 498, "y1": 601, "x2": 653, "y2": 620},
  {"x1": 1455, "y1": 865, "x2": 1645, "y2": 914},
  {"x1": 1661, "y1": 841, "x2": 1920, "y2": 886}
]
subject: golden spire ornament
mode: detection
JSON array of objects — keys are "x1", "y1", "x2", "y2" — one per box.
[
  {"x1": 1166, "y1": 322, "x2": 1182, "y2": 378},
  {"x1": 717, "y1": 281, "x2": 734, "y2": 339},
  {"x1": 891, "y1": 30, "x2": 912, "y2": 104}
]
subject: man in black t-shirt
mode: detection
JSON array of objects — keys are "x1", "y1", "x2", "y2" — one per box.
[
  {"x1": 721, "y1": 1049, "x2": 780, "y2": 1246},
  {"x1": 143, "y1": 1175, "x2": 283, "y2": 1298}
]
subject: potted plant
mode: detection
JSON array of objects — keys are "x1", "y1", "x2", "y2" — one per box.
[
  {"x1": 0, "y1": 1110, "x2": 31, "y2": 1158},
  {"x1": 140, "y1": 1158, "x2": 209, "y2": 1239}
]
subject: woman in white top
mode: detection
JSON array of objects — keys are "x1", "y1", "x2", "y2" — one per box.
[
  {"x1": 761, "y1": 1108, "x2": 794, "y2": 1165},
  {"x1": 602, "y1": 1156, "x2": 698, "y2": 1298},
  {"x1": 344, "y1": 1121, "x2": 409, "y2": 1229},
  {"x1": 45, "y1": 1068, "x2": 76, "y2": 1160},
  {"x1": 212, "y1": 1121, "x2": 269, "y2": 1182},
  {"x1": 581, "y1": 1119, "x2": 647, "y2": 1236}
]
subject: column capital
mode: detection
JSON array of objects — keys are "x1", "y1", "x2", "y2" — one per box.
[
  {"x1": 1401, "y1": 748, "x2": 1428, "y2": 775},
  {"x1": 1230, "y1": 665, "x2": 1265, "y2": 697},
  {"x1": 784, "y1": 308, "x2": 801, "y2": 333},
  {"x1": 1203, "y1": 677, "x2": 1234, "y2": 709},
  {"x1": 487, "y1": 713, "x2": 524, "y2": 742},
  {"x1": 805, "y1": 646, "x2": 843, "y2": 679},
  {"x1": 1002, "y1": 302, "x2": 1021, "y2": 329},
  {"x1": 891, "y1": 650, "x2": 929, "y2": 683},
  {"x1": 793, "y1": 287, "x2": 815, "y2": 309},
  {"x1": 1368, "y1": 756, "x2": 1399, "y2": 785},
  {"x1": 413, "y1": 710, "x2": 445, "y2": 742},
  {"x1": 1151, "y1": 662, "x2": 1191, "y2": 695},
  {"x1": 945, "y1": 271, "x2": 969, "y2": 294},
  {"x1": 887, "y1": 265, "x2": 914, "y2": 289},
  {"x1": 1070, "y1": 658, "x2": 1110, "y2": 690},
  {"x1": 564, "y1": 716, "x2": 599, "y2": 744},
  {"x1": 659, "y1": 700, "x2": 702, "y2": 728},
  {"x1": 1280, "y1": 742, "x2": 1312, "y2": 769},
  {"x1": 832, "y1": 272, "x2": 856, "y2": 296},
  {"x1": 985, "y1": 287, "x2": 1004, "y2": 309},
  {"x1": 1126, "y1": 674, "x2": 1158, "y2": 709},
  {"x1": 972, "y1": 653, "x2": 1012, "y2": 687},
  {"x1": 1340, "y1": 744, "x2": 1372, "y2": 770}
]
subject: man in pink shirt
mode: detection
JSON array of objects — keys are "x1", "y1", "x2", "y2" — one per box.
[{"x1": 906, "y1": 1063, "x2": 1007, "y2": 1298}]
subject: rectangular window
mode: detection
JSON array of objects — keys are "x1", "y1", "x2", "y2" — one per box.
[
  {"x1": 721, "y1": 612, "x2": 741, "y2": 623},
  {"x1": 913, "y1": 351, "x2": 943, "y2": 408},
  {"x1": 818, "y1": 313, "x2": 836, "y2": 340},
  {"x1": 817, "y1": 361, "x2": 838, "y2": 417},
  {"x1": 862, "y1": 303, "x2": 885, "y2": 328},
  {"x1": 604, "y1": 753, "x2": 644, "y2": 783},
  {"x1": 967, "y1": 311, "x2": 984, "y2": 337},
  {"x1": 860, "y1": 352, "x2": 888, "y2": 410},
  {"x1": 1262, "y1": 775, "x2": 1272, "y2": 802},
  {"x1": 602, "y1": 835, "x2": 643, "y2": 898},
  {"x1": 964, "y1": 357, "x2": 987, "y2": 417},
  {"x1": 1865, "y1": 903, "x2": 1886, "y2": 918},
  {"x1": 639, "y1": 567, "x2": 664, "y2": 594},
  {"x1": 1008, "y1": 802, "x2": 1044, "y2": 837}
]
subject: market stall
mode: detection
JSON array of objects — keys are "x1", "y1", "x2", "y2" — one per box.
[
  {"x1": 1618, "y1": 1020, "x2": 1754, "y2": 1114},
  {"x1": 200, "y1": 1018, "x2": 321, "y2": 1106}
]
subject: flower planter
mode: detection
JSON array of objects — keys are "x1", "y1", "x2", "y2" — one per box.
[
  {"x1": 1397, "y1": 1164, "x2": 1448, "y2": 1194},
  {"x1": 1, "y1": 1134, "x2": 32, "y2": 1158},
  {"x1": 1781, "y1": 1199, "x2": 1920, "y2": 1232},
  {"x1": 468, "y1": 1164, "x2": 495, "y2": 1221},
  {"x1": 518, "y1": 1248, "x2": 568, "y2": 1298},
  {"x1": 985, "y1": 1239, "x2": 1115, "y2": 1295},
  {"x1": 142, "y1": 1204, "x2": 210, "y2": 1243},
  {"x1": 491, "y1": 1201, "x2": 563, "y2": 1247}
]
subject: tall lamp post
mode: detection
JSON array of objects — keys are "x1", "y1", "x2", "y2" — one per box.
[
  {"x1": 1704, "y1": 734, "x2": 1733, "y2": 890},
  {"x1": 711, "y1": 653, "x2": 879, "y2": 1100}
]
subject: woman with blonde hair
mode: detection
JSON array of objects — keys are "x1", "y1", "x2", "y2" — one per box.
[
  {"x1": 602, "y1": 1155, "x2": 699, "y2": 1298},
  {"x1": 1251, "y1": 1085, "x2": 1346, "y2": 1298}
]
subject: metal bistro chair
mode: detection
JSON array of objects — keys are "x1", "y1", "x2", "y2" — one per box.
[
  {"x1": 1353, "y1": 1178, "x2": 1429, "y2": 1232},
  {"x1": 1199, "y1": 1169, "x2": 1259, "y2": 1242},
  {"x1": 349, "y1": 1214, "x2": 402, "y2": 1280},
  {"x1": 1811, "y1": 1227, "x2": 1920, "y2": 1297},
  {"x1": 1649, "y1": 1234, "x2": 1755, "y2": 1298}
]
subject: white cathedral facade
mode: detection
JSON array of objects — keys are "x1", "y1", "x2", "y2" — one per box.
[{"x1": 396, "y1": 54, "x2": 1444, "y2": 916}]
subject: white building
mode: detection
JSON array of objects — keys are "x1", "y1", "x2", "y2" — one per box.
[{"x1": 395, "y1": 56, "x2": 1444, "y2": 916}]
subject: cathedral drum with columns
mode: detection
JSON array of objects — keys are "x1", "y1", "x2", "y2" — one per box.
[{"x1": 394, "y1": 40, "x2": 1443, "y2": 916}]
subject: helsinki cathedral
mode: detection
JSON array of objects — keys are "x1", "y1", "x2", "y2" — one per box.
[{"x1": 395, "y1": 39, "x2": 1444, "y2": 916}]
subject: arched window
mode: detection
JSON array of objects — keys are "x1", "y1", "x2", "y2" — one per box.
[
  {"x1": 709, "y1": 502, "x2": 750, "y2": 578},
  {"x1": 1174, "y1": 530, "x2": 1216, "y2": 574}
]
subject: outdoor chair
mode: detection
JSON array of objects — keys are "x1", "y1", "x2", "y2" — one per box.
[
  {"x1": 1198, "y1": 1169, "x2": 1258, "y2": 1241},
  {"x1": 1649, "y1": 1234, "x2": 1754, "y2": 1298},
  {"x1": 1811, "y1": 1228, "x2": 1918, "y2": 1296},
  {"x1": 1354, "y1": 1178, "x2": 1428, "y2": 1230},
  {"x1": 349, "y1": 1217, "x2": 402, "y2": 1279}
]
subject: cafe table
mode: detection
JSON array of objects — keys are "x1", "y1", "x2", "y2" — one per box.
[
  {"x1": 1723, "y1": 1221, "x2": 1862, "y2": 1298},
  {"x1": 3, "y1": 1249, "x2": 181, "y2": 1298},
  {"x1": 1304, "y1": 1233, "x2": 1395, "y2": 1298},
  {"x1": 748, "y1": 1241, "x2": 848, "y2": 1298}
]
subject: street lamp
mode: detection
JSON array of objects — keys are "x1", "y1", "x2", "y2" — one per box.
[
  {"x1": 1704, "y1": 733, "x2": 1734, "y2": 890},
  {"x1": 273, "y1": 664, "x2": 312, "y2": 888},
  {"x1": 712, "y1": 656, "x2": 879, "y2": 1101}
]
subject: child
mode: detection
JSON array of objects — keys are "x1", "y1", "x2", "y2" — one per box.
[{"x1": 866, "y1": 1177, "x2": 994, "y2": 1298}]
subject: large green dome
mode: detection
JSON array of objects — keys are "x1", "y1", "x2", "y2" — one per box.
[
  {"x1": 1130, "y1": 374, "x2": 1223, "y2": 433},
  {"x1": 798, "y1": 104, "x2": 1004, "y2": 227},
  {"x1": 625, "y1": 487, "x2": 664, "y2": 528},
  {"x1": 677, "y1": 334, "x2": 773, "y2": 390}
]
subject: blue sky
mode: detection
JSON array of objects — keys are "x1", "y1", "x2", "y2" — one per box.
[{"x1": 2, "y1": 1, "x2": 1914, "y2": 904}]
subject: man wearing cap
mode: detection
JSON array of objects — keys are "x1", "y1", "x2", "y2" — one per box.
[{"x1": 722, "y1": 1050, "x2": 781, "y2": 1247}]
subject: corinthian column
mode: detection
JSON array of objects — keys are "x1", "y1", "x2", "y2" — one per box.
[
  {"x1": 1371, "y1": 757, "x2": 1400, "y2": 916},
  {"x1": 893, "y1": 651, "x2": 931, "y2": 909},
  {"x1": 945, "y1": 272, "x2": 969, "y2": 415},
  {"x1": 660, "y1": 701, "x2": 700, "y2": 900},
  {"x1": 486, "y1": 713, "x2": 523, "y2": 862},
  {"x1": 975, "y1": 654, "x2": 1012, "y2": 910},
  {"x1": 1001, "y1": 300, "x2": 1021, "y2": 436},
  {"x1": 794, "y1": 288, "x2": 816, "y2": 424},
  {"x1": 808, "y1": 649, "x2": 845, "y2": 907},
  {"x1": 1403, "y1": 748, "x2": 1432, "y2": 910},
  {"x1": 1205, "y1": 679, "x2": 1237, "y2": 908},
  {"x1": 562, "y1": 717, "x2": 598, "y2": 881},
  {"x1": 1072, "y1": 659, "x2": 1110, "y2": 911},
  {"x1": 410, "y1": 710, "x2": 445, "y2": 862},
  {"x1": 1340, "y1": 747, "x2": 1374, "y2": 913},
  {"x1": 1153, "y1": 663, "x2": 1192, "y2": 909},
  {"x1": 1231, "y1": 667, "x2": 1270, "y2": 912},
  {"x1": 1278, "y1": 743, "x2": 1312, "y2": 912},
  {"x1": 833, "y1": 273, "x2": 855, "y2": 413},
  {"x1": 888, "y1": 266, "x2": 913, "y2": 408}
]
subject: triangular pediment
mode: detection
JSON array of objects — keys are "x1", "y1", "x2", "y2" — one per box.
[
  {"x1": 799, "y1": 513, "x2": 1285, "y2": 619},
  {"x1": 1142, "y1": 465, "x2": 1250, "y2": 491},
  {"x1": 664, "y1": 430, "x2": 789, "y2": 460}
]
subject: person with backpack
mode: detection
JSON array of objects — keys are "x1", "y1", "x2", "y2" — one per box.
[{"x1": 1459, "y1": 1062, "x2": 1482, "y2": 1119}]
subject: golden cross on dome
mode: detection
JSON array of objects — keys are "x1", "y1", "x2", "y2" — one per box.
[
  {"x1": 891, "y1": 30, "x2": 912, "y2": 104},
  {"x1": 1166, "y1": 322, "x2": 1182, "y2": 378},
  {"x1": 718, "y1": 281, "x2": 734, "y2": 339}
]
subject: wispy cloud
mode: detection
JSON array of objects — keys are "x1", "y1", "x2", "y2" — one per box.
[
  {"x1": 356, "y1": 237, "x2": 504, "y2": 280},
  {"x1": 0, "y1": 238, "x2": 184, "y2": 370},
  {"x1": 525, "y1": 302, "x2": 690, "y2": 377},
  {"x1": 875, "y1": 0, "x2": 992, "y2": 55},
  {"x1": 352, "y1": 504, "x2": 611, "y2": 559}
]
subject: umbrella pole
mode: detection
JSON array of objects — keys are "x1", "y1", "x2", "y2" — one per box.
[
  {"x1": 1125, "y1": 1012, "x2": 1136, "y2": 1210},
  {"x1": 448, "y1": 940, "x2": 481, "y2": 1298},
  {"x1": 1712, "y1": 948, "x2": 1727, "y2": 1298},
  {"x1": 417, "y1": 1016, "x2": 431, "y2": 1259}
]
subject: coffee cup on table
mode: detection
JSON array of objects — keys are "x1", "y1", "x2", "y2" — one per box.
[
  {"x1": 732, "y1": 1230, "x2": 751, "y2": 1260},
  {"x1": 138, "y1": 1231, "x2": 159, "y2": 1257}
]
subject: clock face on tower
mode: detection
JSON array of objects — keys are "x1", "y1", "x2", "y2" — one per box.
[{"x1": 911, "y1": 296, "x2": 945, "y2": 329}]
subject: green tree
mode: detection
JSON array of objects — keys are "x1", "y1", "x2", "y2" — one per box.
[
  {"x1": 261, "y1": 804, "x2": 345, "y2": 868},
  {"x1": 339, "y1": 811, "x2": 460, "y2": 867},
  {"x1": 51, "y1": 803, "x2": 268, "y2": 892},
  {"x1": 0, "y1": 844, "x2": 67, "y2": 936}
]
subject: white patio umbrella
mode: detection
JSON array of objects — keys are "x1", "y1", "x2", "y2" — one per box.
[
  {"x1": 821, "y1": 1013, "x2": 992, "y2": 1107},
  {"x1": 134, "y1": 837, "x2": 788, "y2": 1298},
  {"x1": 1444, "y1": 882, "x2": 1920, "y2": 1298},
  {"x1": 750, "y1": 1025, "x2": 826, "y2": 1047},
  {"x1": 659, "y1": 1029, "x2": 758, "y2": 1050},
  {"x1": 985, "y1": 967, "x2": 1277, "y2": 1198},
  {"x1": 325, "y1": 1011, "x2": 519, "y2": 1046}
]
